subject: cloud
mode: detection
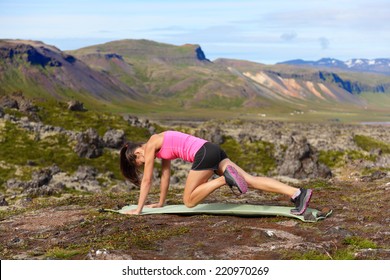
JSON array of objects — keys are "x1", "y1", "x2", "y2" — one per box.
[
  {"x1": 318, "y1": 37, "x2": 329, "y2": 49},
  {"x1": 280, "y1": 32, "x2": 297, "y2": 42},
  {"x1": 1, "y1": 0, "x2": 388, "y2": 63}
]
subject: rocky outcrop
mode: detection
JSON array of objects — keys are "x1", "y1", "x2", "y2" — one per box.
[
  {"x1": 73, "y1": 165, "x2": 98, "y2": 181},
  {"x1": 123, "y1": 115, "x2": 156, "y2": 134},
  {"x1": 0, "y1": 195, "x2": 8, "y2": 206},
  {"x1": 6, "y1": 165, "x2": 64, "y2": 197},
  {"x1": 4, "y1": 164, "x2": 112, "y2": 196},
  {"x1": 195, "y1": 126, "x2": 225, "y2": 144},
  {"x1": 0, "y1": 96, "x2": 18, "y2": 109},
  {"x1": 67, "y1": 100, "x2": 86, "y2": 111},
  {"x1": 277, "y1": 135, "x2": 332, "y2": 179},
  {"x1": 0, "y1": 43, "x2": 62, "y2": 68},
  {"x1": 0, "y1": 93, "x2": 38, "y2": 114},
  {"x1": 195, "y1": 46, "x2": 209, "y2": 62},
  {"x1": 74, "y1": 128, "x2": 104, "y2": 158},
  {"x1": 103, "y1": 129, "x2": 125, "y2": 148}
]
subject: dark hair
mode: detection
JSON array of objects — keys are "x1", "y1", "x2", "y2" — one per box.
[{"x1": 120, "y1": 142, "x2": 144, "y2": 186}]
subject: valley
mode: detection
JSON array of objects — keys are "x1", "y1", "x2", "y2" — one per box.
[{"x1": 1, "y1": 39, "x2": 390, "y2": 122}]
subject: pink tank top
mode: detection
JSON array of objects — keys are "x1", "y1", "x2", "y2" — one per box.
[{"x1": 155, "y1": 131, "x2": 207, "y2": 162}]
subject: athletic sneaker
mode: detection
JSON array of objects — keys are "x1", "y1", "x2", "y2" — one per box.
[
  {"x1": 224, "y1": 165, "x2": 248, "y2": 194},
  {"x1": 290, "y1": 188, "x2": 313, "y2": 215}
]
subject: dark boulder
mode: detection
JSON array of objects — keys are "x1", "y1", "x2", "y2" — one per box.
[
  {"x1": 6, "y1": 165, "x2": 63, "y2": 197},
  {"x1": 73, "y1": 165, "x2": 98, "y2": 181},
  {"x1": 67, "y1": 100, "x2": 86, "y2": 111},
  {"x1": 0, "y1": 96, "x2": 18, "y2": 109},
  {"x1": 278, "y1": 134, "x2": 332, "y2": 179},
  {"x1": 74, "y1": 128, "x2": 104, "y2": 158},
  {"x1": 0, "y1": 196, "x2": 9, "y2": 206},
  {"x1": 103, "y1": 129, "x2": 125, "y2": 149},
  {"x1": 196, "y1": 127, "x2": 225, "y2": 145},
  {"x1": 123, "y1": 115, "x2": 155, "y2": 134},
  {"x1": 0, "y1": 93, "x2": 38, "y2": 114}
]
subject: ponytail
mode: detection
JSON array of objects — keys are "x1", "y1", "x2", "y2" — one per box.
[{"x1": 119, "y1": 142, "x2": 144, "y2": 186}]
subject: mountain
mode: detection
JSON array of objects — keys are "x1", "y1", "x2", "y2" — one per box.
[
  {"x1": 215, "y1": 59, "x2": 366, "y2": 106},
  {"x1": 278, "y1": 58, "x2": 390, "y2": 75},
  {"x1": 68, "y1": 39, "x2": 263, "y2": 110},
  {"x1": 70, "y1": 39, "x2": 210, "y2": 64},
  {"x1": 0, "y1": 39, "x2": 140, "y2": 105},
  {"x1": 1, "y1": 39, "x2": 390, "y2": 120}
]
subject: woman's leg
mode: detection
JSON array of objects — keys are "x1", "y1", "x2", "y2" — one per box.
[
  {"x1": 183, "y1": 169, "x2": 226, "y2": 208},
  {"x1": 218, "y1": 159, "x2": 298, "y2": 197}
]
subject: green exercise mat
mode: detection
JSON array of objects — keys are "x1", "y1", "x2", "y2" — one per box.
[{"x1": 102, "y1": 203, "x2": 332, "y2": 222}]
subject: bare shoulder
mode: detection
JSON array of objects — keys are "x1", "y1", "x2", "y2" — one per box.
[{"x1": 147, "y1": 132, "x2": 165, "y2": 149}]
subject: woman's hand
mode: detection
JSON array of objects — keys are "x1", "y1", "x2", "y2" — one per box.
[{"x1": 145, "y1": 203, "x2": 163, "y2": 208}]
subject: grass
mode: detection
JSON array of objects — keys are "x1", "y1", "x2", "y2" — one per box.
[
  {"x1": 0, "y1": 121, "x2": 124, "y2": 181},
  {"x1": 195, "y1": 96, "x2": 245, "y2": 109},
  {"x1": 317, "y1": 135, "x2": 390, "y2": 171},
  {"x1": 318, "y1": 149, "x2": 377, "y2": 168},
  {"x1": 44, "y1": 247, "x2": 86, "y2": 260},
  {"x1": 286, "y1": 236, "x2": 378, "y2": 260},
  {"x1": 220, "y1": 136, "x2": 276, "y2": 175},
  {"x1": 35, "y1": 100, "x2": 153, "y2": 140},
  {"x1": 353, "y1": 135, "x2": 390, "y2": 154},
  {"x1": 300, "y1": 179, "x2": 334, "y2": 190},
  {"x1": 293, "y1": 249, "x2": 356, "y2": 260},
  {"x1": 0, "y1": 165, "x2": 16, "y2": 190},
  {"x1": 343, "y1": 236, "x2": 378, "y2": 249}
]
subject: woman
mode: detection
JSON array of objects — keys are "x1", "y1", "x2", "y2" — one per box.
[{"x1": 119, "y1": 130, "x2": 312, "y2": 215}]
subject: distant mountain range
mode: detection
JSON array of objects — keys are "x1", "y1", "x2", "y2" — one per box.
[
  {"x1": 1, "y1": 39, "x2": 390, "y2": 119},
  {"x1": 278, "y1": 58, "x2": 390, "y2": 75}
]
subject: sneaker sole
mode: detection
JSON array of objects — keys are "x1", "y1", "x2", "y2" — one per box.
[
  {"x1": 225, "y1": 165, "x2": 248, "y2": 194},
  {"x1": 291, "y1": 189, "x2": 313, "y2": 215}
]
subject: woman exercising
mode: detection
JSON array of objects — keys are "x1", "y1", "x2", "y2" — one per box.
[{"x1": 119, "y1": 130, "x2": 312, "y2": 215}]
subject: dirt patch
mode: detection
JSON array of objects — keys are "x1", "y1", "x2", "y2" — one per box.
[{"x1": 2, "y1": 206, "x2": 85, "y2": 231}]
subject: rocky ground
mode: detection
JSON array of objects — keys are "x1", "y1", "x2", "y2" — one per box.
[
  {"x1": 0, "y1": 95, "x2": 389, "y2": 260},
  {"x1": 0, "y1": 174, "x2": 389, "y2": 260}
]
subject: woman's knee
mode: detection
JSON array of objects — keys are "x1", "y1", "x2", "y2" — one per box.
[{"x1": 183, "y1": 196, "x2": 197, "y2": 208}]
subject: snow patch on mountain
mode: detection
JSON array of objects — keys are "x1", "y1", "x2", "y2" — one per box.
[{"x1": 278, "y1": 58, "x2": 390, "y2": 75}]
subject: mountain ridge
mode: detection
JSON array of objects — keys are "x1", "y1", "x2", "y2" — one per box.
[
  {"x1": 0, "y1": 39, "x2": 140, "y2": 103},
  {"x1": 1, "y1": 39, "x2": 390, "y2": 120},
  {"x1": 278, "y1": 57, "x2": 390, "y2": 75}
]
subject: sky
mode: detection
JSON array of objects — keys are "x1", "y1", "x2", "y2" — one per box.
[{"x1": 0, "y1": 0, "x2": 389, "y2": 64}]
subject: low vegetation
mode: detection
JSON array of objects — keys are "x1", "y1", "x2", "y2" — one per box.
[
  {"x1": 221, "y1": 136, "x2": 276, "y2": 175},
  {"x1": 1, "y1": 96, "x2": 389, "y2": 260},
  {"x1": 353, "y1": 134, "x2": 390, "y2": 154}
]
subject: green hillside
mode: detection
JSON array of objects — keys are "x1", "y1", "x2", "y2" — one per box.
[{"x1": 1, "y1": 39, "x2": 390, "y2": 122}]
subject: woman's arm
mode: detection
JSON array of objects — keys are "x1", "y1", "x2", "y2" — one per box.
[
  {"x1": 157, "y1": 159, "x2": 171, "y2": 206},
  {"x1": 144, "y1": 159, "x2": 171, "y2": 208},
  {"x1": 132, "y1": 134, "x2": 163, "y2": 214}
]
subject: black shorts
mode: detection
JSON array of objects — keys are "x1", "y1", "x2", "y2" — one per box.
[{"x1": 191, "y1": 142, "x2": 228, "y2": 171}]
